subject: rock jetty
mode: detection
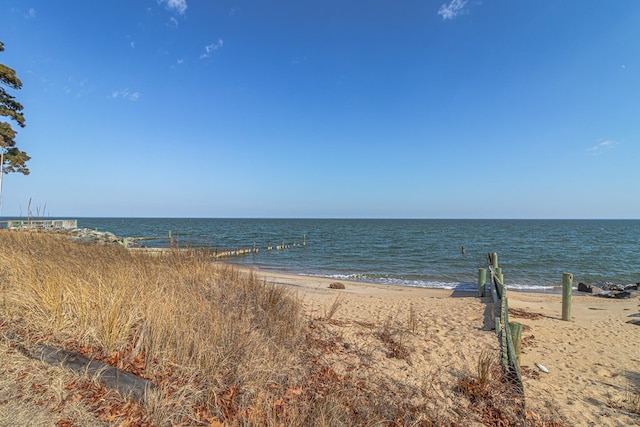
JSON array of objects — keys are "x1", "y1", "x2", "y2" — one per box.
[
  {"x1": 19, "y1": 226, "x2": 141, "y2": 248},
  {"x1": 67, "y1": 228, "x2": 142, "y2": 247}
]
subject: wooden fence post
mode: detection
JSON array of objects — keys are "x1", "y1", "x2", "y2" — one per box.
[
  {"x1": 509, "y1": 322, "x2": 523, "y2": 365},
  {"x1": 494, "y1": 267, "x2": 504, "y2": 299},
  {"x1": 478, "y1": 268, "x2": 486, "y2": 297},
  {"x1": 562, "y1": 272, "x2": 573, "y2": 321},
  {"x1": 490, "y1": 252, "x2": 498, "y2": 269}
]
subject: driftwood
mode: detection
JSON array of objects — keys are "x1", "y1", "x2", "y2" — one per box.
[{"x1": 26, "y1": 344, "x2": 155, "y2": 403}]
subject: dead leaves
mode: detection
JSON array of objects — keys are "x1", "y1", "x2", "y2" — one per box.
[
  {"x1": 54, "y1": 377, "x2": 149, "y2": 426},
  {"x1": 509, "y1": 308, "x2": 543, "y2": 320}
]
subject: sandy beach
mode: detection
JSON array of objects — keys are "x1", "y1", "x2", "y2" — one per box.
[
  {"x1": 238, "y1": 266, "x2": 640, "y2": 426},
  {"x1": 509, "y1": 291, "x2": 640, "y2": 426}
]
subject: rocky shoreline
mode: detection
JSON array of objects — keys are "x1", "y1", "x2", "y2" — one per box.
[
  {"x1": 577, "y1": 282, "x2": 640, "y2": 299},
  {"x1": 69, "y1": 228, "x2": 145, "y2": 247},
  {"x1": 12, "y1": 226, "x2": 144, "y2": 248}
]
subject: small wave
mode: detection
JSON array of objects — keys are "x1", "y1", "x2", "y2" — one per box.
[
  {"x1": 316, "y1": 273, "x2": 477, "y2": 291},
  {"x1": 303, "y1": 272, "x2": 558, "y2": 293},
  {"x1": 506, "y1": 283, "x2": 559, "y2": 291}
]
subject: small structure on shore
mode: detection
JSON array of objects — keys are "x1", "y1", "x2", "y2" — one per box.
[{"x1": 3, "y1": 219, "x2": 77, "y2": 230}]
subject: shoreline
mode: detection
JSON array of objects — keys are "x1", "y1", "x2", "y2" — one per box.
[
  {"x1": 228, "y1": 262, "x2": 628, "y2": 298},
  {"x1": 233, "y1": 263, "x2": 640, "y2": 426},
  {"x1": 10, "y1": 223, "x2": 637, "y2": 293}
]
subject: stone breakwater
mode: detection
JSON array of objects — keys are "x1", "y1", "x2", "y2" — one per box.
[
  {"x1": 20, "y1": 227, "x2": 142, "y2": 248},
  {"x1": 18, "y1": 227, "x2": 256, "y2": 259},
  {"x1": 67, "y1": 228, "x2": 142, "y2": 247}
]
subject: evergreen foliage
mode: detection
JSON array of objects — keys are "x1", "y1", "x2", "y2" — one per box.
[{"x1": 0, "y1": 41, "x2": 30, "y2": 175}]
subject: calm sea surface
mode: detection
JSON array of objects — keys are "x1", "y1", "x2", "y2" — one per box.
[{"x1": 55, "y1": 219, "x2": 640, "y2": 291}]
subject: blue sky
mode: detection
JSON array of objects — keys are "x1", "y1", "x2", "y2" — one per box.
[{"x1": 1, "y1": 0, "x2": 638, "y2": 218}]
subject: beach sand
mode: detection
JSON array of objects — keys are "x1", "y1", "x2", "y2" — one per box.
[
  {"x1": 509, "y1": 292, "x2": 640, "y2": 426},
  {"x1": 238, "y1": 266, "x2": 640, "y2": 426}
]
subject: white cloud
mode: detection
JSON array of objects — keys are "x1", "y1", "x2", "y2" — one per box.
[
  {"x1": 110, "y1": 89, "x2": 141, "y2": 101},
  {"x1": 167, "y1": 17, "x2": 178, "y2": 28},
  {"x1": 291, "y1": 56, "x2": 307, "y2": 65},
  {"x1": 159, "y1": 0, "x2": 187, "y2": 15},
  {"x1": 170, "y1": 59, "x2": 185, "y2": 70},
  {"x1": 25, "y1": 8, "x2": 37, "y2": 18},
  {"x1": 587, "y1": 140, "x2": 617, "y2": 155},
  {"x1": 200, "y1": 39, "x2": 224, "y2": 59},
  {"x1": 438, "y1": 0, "x2": 468, "y2": 20},
  {"x1": 130, "y1": 41, "x2": 136, "y2": 49},
  {"x1": 63, "y1": 76, "x2": 91, "y2": 98}
]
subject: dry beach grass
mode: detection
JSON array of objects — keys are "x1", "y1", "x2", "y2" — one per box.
[{"x1": 0, "y1": 230, "x2": 634, "y2": 425}]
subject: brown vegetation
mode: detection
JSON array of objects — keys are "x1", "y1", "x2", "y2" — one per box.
[{"x1": 0, "y1": 230, "x2": 567, "y2": 425}]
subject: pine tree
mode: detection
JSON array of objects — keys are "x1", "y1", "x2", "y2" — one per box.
[{"x1": 0, "y1": 41, "x2": 30, "y2": 176}]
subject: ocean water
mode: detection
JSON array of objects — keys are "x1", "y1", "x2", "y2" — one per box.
[{"x1": 55, "y1": 218, "x2": 640, "y2": 292}]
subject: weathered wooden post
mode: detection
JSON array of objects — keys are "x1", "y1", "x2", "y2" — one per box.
[
  {"x1": 478, "y1": 268, "x2": 487, "y2": 297},
  {"x1": 502, "y1": 295, "x2": 509, "y2": 325},
  {"x1": 490, "y1": 252, "x2": 498, "y2": 269},
  {"x1": 509, "y1": 322, "x2": 523, "y2": 365},
  {"x1": 562, "y1": 272, "x2": 573, "y2": 321},
  {"x1": 494, "y1": 266, "x2": 504, "y2": 299}
]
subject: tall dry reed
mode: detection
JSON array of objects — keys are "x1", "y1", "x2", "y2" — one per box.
[{"x1": 0, "y1": 231, "x2": 305, "y2": 424}]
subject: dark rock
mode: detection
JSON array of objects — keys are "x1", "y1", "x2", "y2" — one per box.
[
  {"x1": 596, "y1": 291, "x2": 614, "y2": 298},
  {"x1": 596, "y1": 290, "x2": 639, "y2": 299},
  {"x1": 329, "y1": 282, "x2": 345, "y2": 289},
  {"x1": 614, "y1": 291, "x2": 631, "y2": 299},
  {"x1": 601, "y1": 282, "x2": 625, "y2": 292},
  {"x1": 577, "y1": 283, "x2": 602, "y2": 294},
  {"x1": 624, "y1": 284, "x2": 638, "y2": 291}
]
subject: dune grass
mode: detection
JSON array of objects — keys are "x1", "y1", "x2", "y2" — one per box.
[
  {"x1": 0, "y1": 230, "x2": 567, "y2": 426},
  {"x1": 0, "y1": 231, "x2": 305, "y2": 425}
]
